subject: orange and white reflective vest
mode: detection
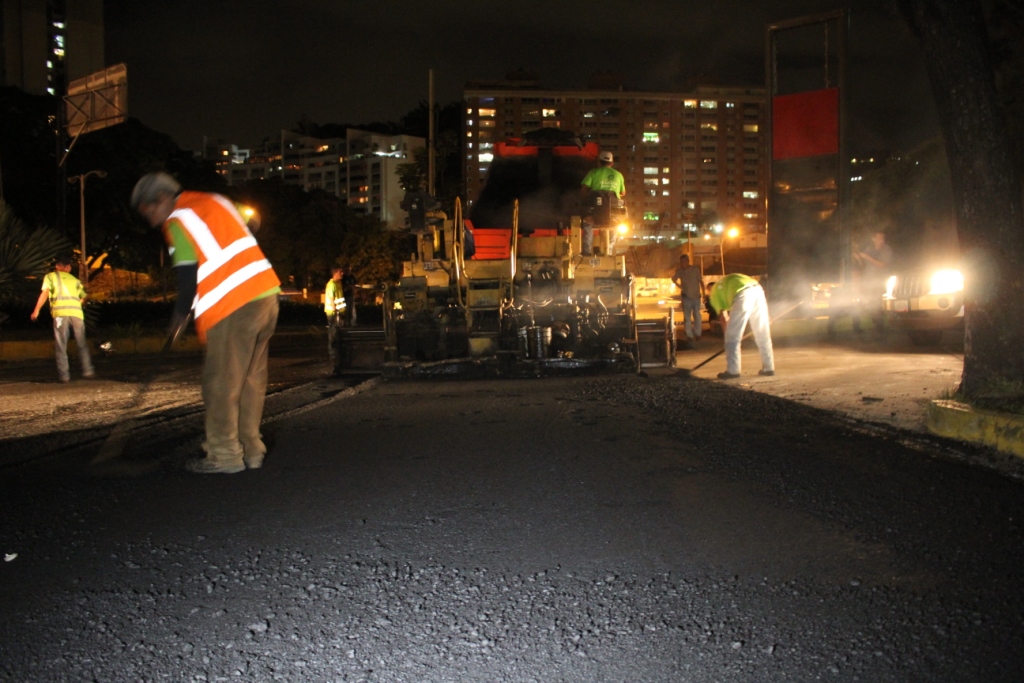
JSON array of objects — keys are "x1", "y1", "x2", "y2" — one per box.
[{"x1": 165, "y1": 191, "x2": 280, "y2": 342}]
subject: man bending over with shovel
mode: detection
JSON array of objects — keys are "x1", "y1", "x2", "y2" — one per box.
[
  {"x1": 131, "y1": 172, "x2": 280, "y2": 474},
  {"x1": 708, "y1": 273, "x2": 775, "y2": 380}
]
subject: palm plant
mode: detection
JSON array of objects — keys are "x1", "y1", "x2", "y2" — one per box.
[{"x1": 0, "y1": 200, "x2": 72, "y2": 300}]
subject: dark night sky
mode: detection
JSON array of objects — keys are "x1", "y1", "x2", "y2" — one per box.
[{"x1": 104, "y1": 0, "x2": 939, "y2": 154}]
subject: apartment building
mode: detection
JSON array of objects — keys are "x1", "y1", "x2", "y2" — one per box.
[
  {"x1": 214, "y1": 129, "x2": 425, "y2": 229},
  {"x1": 464, "y1": 79, "x2": 767, "y2": 240},
  {"x1": 1, "y1": 0, "x2": 104, "y2": 96}
]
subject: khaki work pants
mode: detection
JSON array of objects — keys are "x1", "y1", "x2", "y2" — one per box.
[{"x1": 202, "y1": 295, "x2": 279, "y2": 466}]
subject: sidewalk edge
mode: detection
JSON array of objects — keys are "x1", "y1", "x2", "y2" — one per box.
[{"x1": 928, "y1": 399, "x2": 1024, "y2": 460}]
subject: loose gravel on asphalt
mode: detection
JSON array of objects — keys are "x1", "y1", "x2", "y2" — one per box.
[{"x1": 1, "y1": 370, "x2": 1023, "y2": 682}]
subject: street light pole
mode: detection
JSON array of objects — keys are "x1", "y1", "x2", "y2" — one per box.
[{"x1": 68, "y1": 169, "x2": 106, "y2": 282}]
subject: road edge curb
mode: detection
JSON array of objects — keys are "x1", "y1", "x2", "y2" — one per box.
[{"x1": 927, "y1": 399, "x2": 1024, "y2": 460}]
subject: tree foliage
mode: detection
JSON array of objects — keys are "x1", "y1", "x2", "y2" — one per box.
[
  {"x1": 237, "y1": 181, "x2": 405, "y2": 291},
  {"x1": 0, "y1": 201, "x2": 72, "y2": 301}
]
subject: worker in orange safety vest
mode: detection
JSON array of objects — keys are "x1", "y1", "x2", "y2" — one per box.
[{"x1": 131, "y1": 172, "x2": 281, "y2": 474}]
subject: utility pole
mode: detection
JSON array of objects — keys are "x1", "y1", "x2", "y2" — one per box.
[{"x1": 68, "y1": 169, "x2": 107, "y2": 282}]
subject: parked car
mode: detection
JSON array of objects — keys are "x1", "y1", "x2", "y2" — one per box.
[{"x1": 882, "y1": 266, "x2": 964, "y2": 345}]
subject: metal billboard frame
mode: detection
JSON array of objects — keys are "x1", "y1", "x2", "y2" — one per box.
[
  {"x1": 765, "y1": 10, "x2": 851, "y2": 292},
  {"x1": 61, "y1": 63, "x2": 128, "y2": 165}
]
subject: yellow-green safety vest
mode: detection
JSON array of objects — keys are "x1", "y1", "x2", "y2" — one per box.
[{"x1": 44, "y1": 271, "x2": 86, "y2": 320}]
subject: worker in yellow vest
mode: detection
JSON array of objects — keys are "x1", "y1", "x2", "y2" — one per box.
[
  {"x1": 324, "y1": 266, "x2": 346, "y2": 374},
  {"x1": 30, "y1": 256, "x2": 94, "y2": 383},
  {"x1": 131, "y1": 172, "x2": 281, "y2": 474}
]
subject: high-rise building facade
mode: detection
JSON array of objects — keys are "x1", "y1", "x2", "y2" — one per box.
[
  {"x1": 1, "y1": 0, "x2": 104, "y2": 96},
  {"x1": 217, "y1": 129, "x2": 424, "y2": 230},
  {"x1": 464, "y1": 81, "x2": 767, "y2": 239}
]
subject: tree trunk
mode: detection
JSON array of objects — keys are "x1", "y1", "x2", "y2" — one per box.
[{"x1": 898, "y1": 0, "x2": 1024, "y2": 398}]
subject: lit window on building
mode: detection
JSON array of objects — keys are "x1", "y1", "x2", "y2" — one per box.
[
  {"x1": 479, "y1": 153, "x2": 493, "y2": 162},
  {"x1": 700, "y1": 101, "x2": 717, "y2": 109},
  {"x1": 644, "y1": 179, "x2": 659, "y2": 186},
  {"x1": 467, "y1": 119, "x2": 474, "y2": 126},
  {"x1": 726, "y1": 102, "x2": 736, "y2": 108},
  {"x1": 643, "y1": 132, "x2": 660, "y2": 143},
  {"x1": 684, "y1": 100, "x2": 697, "y2": 108},
  {"x1": 661, "y1": 178, "x2": 670, "y2": 184},
  {"x1": 744, "y1": 124, "x2": 759, "y2": 133},
  {"x1": 542, "y1": 109, "x2": 559, "y2": 117},
  {"x1": 479, "y1": 108, "x2": 496, "y2": 117},
  {"x1": 701, "y1": 123, "x2": 718, "y2": 131},
  {"x1": 480, "y1": 120, "x2": 496, "y2": 128},
  {"x1": 744, "y1": 213, "x2": 758, "y2": 219},
  {"x1": 662, "y1": 191, "x2": 670, "y2": 196},
  {"x1": 644, "y1": 167, "x2": 658, "y2": 175},
  {"x1": 583, "y1": 112, "x2": 596, "y2": 118},
  {"x1": 743, "y1": 191, "x2": 759, "y2": 199},
  {"x1": 643, "y1": 212, "x2": 660, "y2": 221},
  {"x1": 662, "y1": 167, "x2": 670, "y2": 174}
]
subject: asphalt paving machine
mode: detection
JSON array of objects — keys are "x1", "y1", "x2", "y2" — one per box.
[{"x1": 385, "y1": 129, "x2": 639, "y2": 375}]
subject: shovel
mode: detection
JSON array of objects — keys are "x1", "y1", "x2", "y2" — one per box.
[{"x1": 92, "y1": 313, "x2": 191, "y2": 464}]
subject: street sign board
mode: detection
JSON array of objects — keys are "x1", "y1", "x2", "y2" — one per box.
[{"x1": 64, "y1": 63, "x2": 128, "y2": 137}]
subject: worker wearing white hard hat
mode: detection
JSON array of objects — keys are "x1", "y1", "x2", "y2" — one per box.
[{"x1": 580, "y1": 150, "x2": 626, "y2": 256}]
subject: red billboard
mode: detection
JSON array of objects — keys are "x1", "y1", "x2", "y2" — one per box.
[{"x1": 772, "y1": 88, "x2": 839, "y2": 160}]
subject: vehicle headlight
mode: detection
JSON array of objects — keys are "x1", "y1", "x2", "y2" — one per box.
[
  {"x1": 929, "y1": 269, "x2": 963, "y2": 295},
  {"x1": 885, "y1": 275, "x2": 897, "y2": 299}
]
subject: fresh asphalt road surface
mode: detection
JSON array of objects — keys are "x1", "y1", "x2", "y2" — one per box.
[{"x1": 2, "y1": 355, "x2": 1023, "y2": 682}]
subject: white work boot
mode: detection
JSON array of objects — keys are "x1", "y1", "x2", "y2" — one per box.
[{"x1": 241, "y1": 438, "x2": 267, "y2": 470}]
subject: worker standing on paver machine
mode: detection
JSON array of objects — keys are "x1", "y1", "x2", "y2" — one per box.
[
  {"x1": 131, "y1": 172, "x2": 281, "y2": 474},
  {"x1": 708, "y1": 273, "x2": 774, "y2": 380},
  {"x1": 580, "y1": 150, "x2": 625, "y2": 256},
  {"x1": 30, "y1": 255, "x2": 95, "y2": 383}
]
